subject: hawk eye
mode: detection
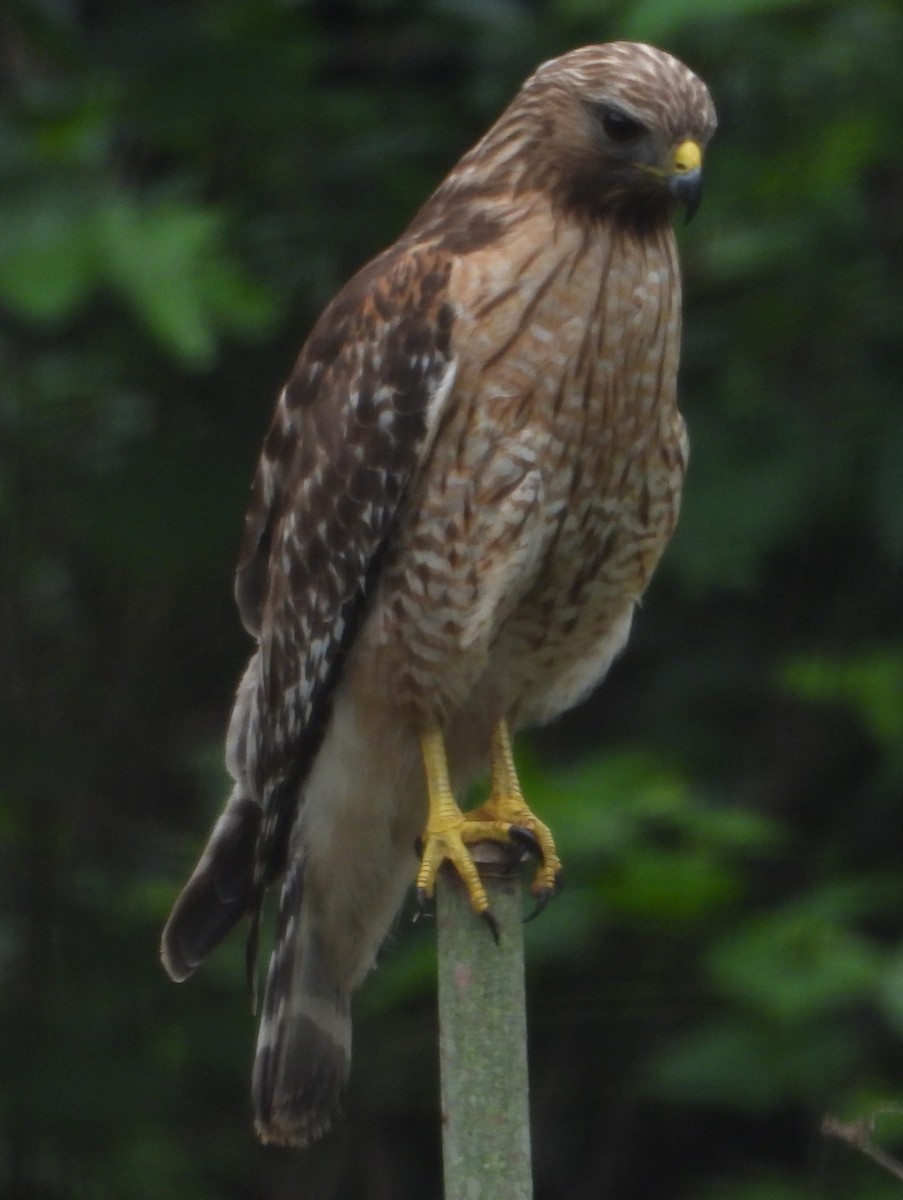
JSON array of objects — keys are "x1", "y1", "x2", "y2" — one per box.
[{"x1": 600, "y1": 108, "x2": 646, "y2": 144}]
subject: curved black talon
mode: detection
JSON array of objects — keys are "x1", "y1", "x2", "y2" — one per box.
[
  {"x1": 481, "y1": 908, "x2": 501, "y2": 945},
  {"x1": 524, "y1": 890, "x2": 552, "y2": 924},
  {"x1": 509, "y1": 825, "x2": 543, "y2": 860},
  {"x1": 523, "y1": 873, "x2": 563, "y2": 924},
  {"x1": 414, "y1": 886, "x2": 433, "y2": 920}
]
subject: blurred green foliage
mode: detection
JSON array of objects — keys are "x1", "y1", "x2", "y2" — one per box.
[{"x1": 1, "y1": 0, "x2": 902, "y2": 1197}]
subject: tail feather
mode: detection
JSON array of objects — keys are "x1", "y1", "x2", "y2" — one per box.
[
  {"x1": 161, "y1": 789, "x2": 260, "y2": 982},
  {"x1": 251, "y1": 862, "x2": 351, "y2": 1147}
]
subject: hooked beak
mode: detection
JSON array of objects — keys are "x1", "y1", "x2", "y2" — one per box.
[{"x1": 668, "y1": 139, "x2": 703, "y2": 223}]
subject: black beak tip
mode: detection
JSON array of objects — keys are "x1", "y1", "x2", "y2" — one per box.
[{"x1": 670, "y1": 167, "x2": 703, "y2": 224}]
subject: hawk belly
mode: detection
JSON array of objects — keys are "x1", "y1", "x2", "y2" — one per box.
[{"x1": 363, "y1": 209, "x2": 686, "y2": 738}]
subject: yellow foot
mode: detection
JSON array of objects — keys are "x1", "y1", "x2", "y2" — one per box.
[
  {"x1": 470, "y1": 720, "x2": 562, "y2": 911},
  {"x1": 415, "y1": 727, "x2": 511, "y2": 921},
  {"x1": 415, "y1": 721, "x2": 562, "y2": 928},
  {"x1": 466, "y1": 798, "x2": 561, "y2": 909}
]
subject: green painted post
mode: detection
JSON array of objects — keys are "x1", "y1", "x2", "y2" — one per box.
[{"x1": 436, "y1": 846, "x2": 533, "y2": 1200}]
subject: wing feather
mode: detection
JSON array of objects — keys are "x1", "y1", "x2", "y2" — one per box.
[
  {"x1": 163, "y1": 245, "x2": 458, "y2": 982},
  {"x1": 242, "y1": 246, "x2": 458, "y2": 894}
]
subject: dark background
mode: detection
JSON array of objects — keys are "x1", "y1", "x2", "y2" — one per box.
[{"x1": 2, "y1": 1, "x2": 902, "y2": 1197}]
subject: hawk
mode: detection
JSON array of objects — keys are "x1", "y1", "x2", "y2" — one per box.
[{"x1": 162, "y1": 41, "x2": 716, "y2": 1146}]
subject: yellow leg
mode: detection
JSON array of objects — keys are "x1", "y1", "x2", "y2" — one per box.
[
  {"x1": 415, "y1": 720, "x2": 562, "y2": 915},
  {"x1": 470, "y1": 720, "x2": 562, "y2": 900},
  {"x1": 415, "y1": 726, "x2": 511, "y2": 914}
]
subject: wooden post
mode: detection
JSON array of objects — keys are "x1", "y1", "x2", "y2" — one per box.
[{"x1": 436, "y1": 845, "x2": 533, "y2": 1200}]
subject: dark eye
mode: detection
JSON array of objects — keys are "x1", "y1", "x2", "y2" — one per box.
[{"x1": 601, "y1": 108, "x2": 646, "y2": 144}]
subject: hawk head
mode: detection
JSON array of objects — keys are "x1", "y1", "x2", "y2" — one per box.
[
  {"x1": 540, "y1": 42, "x2": 716, "y2": 227},
  {"x1": 439, "y1": 41, "x2": 717, "y2": 236}
]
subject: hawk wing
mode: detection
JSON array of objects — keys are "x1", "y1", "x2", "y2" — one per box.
[{"x1": 162, "y1": 243, "x2": 457, "y2": 981}]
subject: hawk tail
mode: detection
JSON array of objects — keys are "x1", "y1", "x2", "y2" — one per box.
[
  {"x1": 162, "y1": 655, "x2": 263, "y2": 982},
  {"x1": 160, "y1": 787, "x2": 259, "y2": 983},
  {"x1": 251, "y1": 861, "x2": 351, "y2": 1147}
]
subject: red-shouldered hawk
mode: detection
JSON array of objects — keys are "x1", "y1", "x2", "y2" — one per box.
[{"x1": 162, "y1": 41, "x2": 716, "y2": 1147}]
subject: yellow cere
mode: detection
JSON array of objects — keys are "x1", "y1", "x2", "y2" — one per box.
[{"x1": 670, "y1": 139, "x2": 702, "y2": 175}]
